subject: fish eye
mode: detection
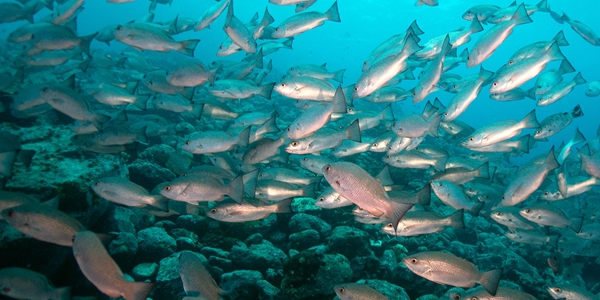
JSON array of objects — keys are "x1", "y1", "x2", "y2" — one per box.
[
  {"x1": 469, "y1": 137, "x2": 474, "y2": 141},
  {"x1": 291, "y1": 141, "x2": 299, "y2": 147},
  {"x1": 410, "y1": 258, "x2": 418, "y2": 264},
  {"x1": 470, "y1": 298, "x2": 477, "y2": 300},
  {"x1": 148, "y1": 80, "x2": 153, "y2": 85},
  {"x1": 338, "y1": 287, "x2": 345, "y2": 293},
  {"x1": 373, "y1": 143, "x2": 378, "y2": 147},
  {"x1": 42, "y1": 87, "x2": 49, "y2": 92},
  {"x1": 94, "y1": 181, "x2": 99, "y2": 186},
  {"x1": 525, "y1": 209, "x2": 531, "y2": 213},
  {"x1": 353, "y1": 86, "x2": 358, "y2": 91},
  {"x1": 280, "y1": 83, "x2": 286, "y2": 87},
  {"x1": 386, "y1": 223, "x2": 393, "y2": 228},
  {"x1": 185, "y1": 140, "x2": 190, "y2": 145},
  {"x1": 453, "y1": 294, "x2": 461, "y2": 300},
  {"x1": 492, "y1": 82, "x2": 497, "y2": 86},
  {"x1": 210, "y1": 208, "x2": 217, "y2": 213},
  {"x1": 6, "y1": 209, "x2": 14, "y2": 218},
  {"x1": 116, "y1": 25, "x2": 122, "y2": 30},
  {"x1": 536, "y1": 130, "x2": 540, "y2": 134},
  {"x1": 318, "y1": 197, "x2": 324, "y2": 201},
  {"x1": 275, "y1": 28, "x2": 279, "y2": 31},
  {"x1": 544, "y1": 191, "x2": 549, "y2": 195},
  {"x1": 444, "y1": 112, "x2": 448, "y2": 116},
  {"x1": 554, "y1": 288, "x2": 562, "y2": 293},
  {"x1": 325, "y1": 165, "x2": 331, "y2": 172},
  {"x1": 495, "y1": 212, "x2": 502, "y2": 216},
  {"x1": 286, "y1": 127, "x2": 290, "y2": 131},
  {"x1": 164, "y1": 186, "x2": 171, "y2": 191},
  {"x1": 412, "y1": 91, "x2": 416, "y2": 96}
]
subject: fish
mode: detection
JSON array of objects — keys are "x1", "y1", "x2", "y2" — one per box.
[
  {"x1": 490, "y1": 207, "x2": 537, "y2": 230},
  {"x1": 160, "y1": 174, "x2": 246, "y2": 204},
  {"x1": 0, "y1": 267, "x2": 70, "y2": 300},
  {"x1": 314, "y1": 187, "x2": 352, "y2": 209},
  {"x1": 462, "y1": 5, "x2": 501, "y2": 24},
  {"x1": 255, "y1": 180, "x2": 315, "y2": 201},
  {"x1": 534, "y1": 105, "x2": 583, "y2": 139},
  {"x1": 462, "y1": 286, "x2": 537, "y2": 300},
  {"x1": 195, "y1": 0, "x2": 231, "y2": 31},
  {"x1": 322, "y1": 161, "x2": 413, "y2": 232},
  {"x1": 294, "y1": 154, "x2": 333, "y2": 175},
  {"x1": 223, "y1": 1, "x2": 257, "y2": 53},
  {"x1": 271, "y1": 1, "x2": 340, "y2": 38},
  {"x1": 1, "y1": 202, "x2": 85, "y2": 246},
  {"x1": 72, "y1": 231, "x2": 156, "y2": 300},
  {"x1": 443, "y1": 66, "x2": 494, "y2": 121},
  {"x1": 461, "y1": 109, "x2": 539, "y2": 149},
  {"x1": 430, "y1": 180, "x2": 483, "y2": 214},
  {"x1": 537, "y1": 72, "x2": 586, "y2": 106},
  {"x1": 560, "y1": 13, "x2": 600, "y2": 46},
  {"x1": 382, "y1": 210, "x2": 464, "y2": 236},
  {"x1": 178, "y1": 252, "x2": 223, "y2": 300},
  {"x1": 486, "y1": 0, "x2": 548, "y2": 24},
  {"x1": 275, "y1": 76, "x2": 337, "y2": 101},
  {"x1": 507, "y1": 30, "x2": 569, "y2": 66},
  {"x1": 288, "y1": 63, "x2": 345, "y2": 83},
  {"x1": 403, "y1": 251, "x2": 502, "y2": 296},
  {"x1": 415, "y1": 0, "x2": 438, "y2": 6},
  {"x1": 534, "y1": 59, "x2": 575, "y2": 95},
  {"x1": 85, "y1": 82, "x2": 149, "y2": 110},
  {"x1": 384, "y1": 150, "x2": 447, "y2": 171},
  {"x1": 363, "y1": 86, "x2": 411, "y2": 103},
  {"x1": 113, "y1": 22, "x2": 200, "y2": 56},
  {"x1": 505, "y1": 228, "x2": 559, "y2": 247},
  {"x1": 141, "y1": 70, "x2": 194, "y2": 98},
  {"x1": 431, "y1": 162, "x2": 489, "y2": 185},
  {"x1": 498, "y1": 147, "x2": 559, "y2": 207},
  {"x1": 576, "y1": 223, "x2": 600, "y2": 242},
  {"x1": 242, "y1": 134, "x2": 286, "y2": 165},
  {"x1": 392, "y1": 104, "x2": 441, "y2": 139},
  {"x1": 182, "y1": 126, "x2": 251, "y2": 154},
  {"x1": 207, "y1": 198, "x2": 292, "y2": 222},
  {"x1": 92, "y1": 177, "x2": 168, "y2": 211},
  {"x1": 490, "y1": 88, "x2": 535, "y2": 102},
  {"x1": 285, "y1": 119, "x2": 361, "y2": 155},
  {"x1": 286, "y1": 85, "x2": 347, "y2": 139},
  {"x1": 361, "y1": 20, "x2": 423, "y2": 72},
  {"x1": 333, "y1": 283, "x2": 388, "y2": 300},
  {"x1": 412, "y1": 35, "x2": 452, "y2": 103},
  {"x1": 585, "y1": 81, "x2": 600, "y2": 97},
  {"x1": 547, "y1": 284, "x2": 599, "y2": 300},
  {"x1": 467, "y1": 4, "x2": 532, "y2": 67},
  {"x1": 258, "y1": 167, "x2": 321, "y2": 186},
  {"x1": 209, "y1": 79, "x2": 275, "y2": 100},
  {"x1": 519, "y1": 203, "x2": 583, "y2": 231},
  {"x1": 153, "y1": 94, "x2": 205, "y2": 119},
  {"x1": 166, "y1": 62, "x2": 217, "y2": 87}
]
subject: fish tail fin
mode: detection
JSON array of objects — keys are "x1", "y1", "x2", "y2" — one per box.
[
  {"x1": 259, "y1": 82, "x2": 275, "y2": 99},
  {"x1": 243, "y1": 169, "x2": 258, "y2": 198},
  {"x1": 282, "y1": 37, "x2": 294, "y2": 49},
  {"x1": 253, "y1": 48, "x2": 264, "y2": 69},
  {"x1": 402, "y1": 33, "x2": 423, "y2": 57},
  {"x1": 331, "y1": 85, "x2": 348, "y2": 114},
  {"x1": 302, "y1": 182, "x2": 316, "y2": 198},
  {"x1": 520, "y1": 109, "x2": 539, "y2": 129},
  {"x1": 552, "y1": 30, "x2": 569, "y2": 46},
  {"x1": 90, "y1": 113, "x2": 110, "y2": 130},
  {"x1": 325, "y1": 1, "x2": 341, "y2": 22},
  {"x1": 132, "y1": 95, "x2": 150, "y2": 110},
  {"x1": 386, "y1": 201, "x2": 414, "y2": 234},
  {"x1": 536, "y1": 0, "x2": 549, "y2": 12},
  {"x1": 479, "y1": 268, "x2": 502, "y2": 296},
  {"x1": 415, "y1": 184, "x2": 432, "y2": 205},
  {"x1": 345, "y1": 119, "x2": 362, "y2": 142},
  {"x1": 381, "y1": 104, "x2": 395, "y2": 121},
  {"x1": 169, "y1": 14, "x2": 180, "y2": 34},
  {"x1": 207, "y1": 67, "x2": 218, "y2": 85},
  {"x1": 432, "y1": 97, "x2": 446, "y2": 112},
  {"x1": 332, "y1": 68, "x2": 346, "y2": 83},
  {"x1": 408, "y1": 20, "x2": 424, "y2": 35},
  {"x1": 572, "y1": 72, "x2": 586, "y2": 85},
  {"x1": 261, "y1": 114, "x2": 280, "y2": 134},
  {"x1": 261, "y1": 7, "x2": 275, "y2": 27},
  {"x1": 150, "y1": 194, "x2": 169, "y2": 211},
  {"x1": 238, "y1": 126, "x2": 251, "y2": 147},
  {"x1": 401, "y1": 67, "x2": 416, "y2": 80},
  {"x1": 571, "y1": 104, "x2": 584, "y2": 118},
  {"x1": 470, "y1": 17, "x2": 484, "y2": 34},
  {"x1": 447, "y1": 209, "x2": 465, "y2": 229},
  {"x1": 515, "y1": 135, "x2": 531, "y2": 153},
  {"x1": 273, "y1": 198, "x2": 293, "y2": 213},
  {"x1": 135, "y1": 126, "x2": 149, "y2": 144},
  {"x1": 440, "y1": 35, "x2": 453, "y2": 56},
  {"x1": 79, "y1": 33, "x2": 97, "y2": 56},
  {"x1": 511, "y1": 3, "x2": 533, "y2": 25},
  {"x1": 178, "y1": 39, "x2": 200, "y2": 57},
  {"x1": 191, "y1": 104, "x2": 204, "y2": 119},
  {"x1": 375, "y1": 164, "x2": 394, "y2": 186},
  {"x1": 570, "y1": 217, "x2": 584, "y2": 232},
  {"x1": 479, "y1": 65, "x2": 494, "y2": 81},
  {"x1": 52, "y1": 286, "x2": 71, "y2": 300},
  {"x1": 547, "y1": 235, "x2": 559, "y2": 248},
  {"x1": 476, "y1": 162, "x2": 490, "y2": 179},
  {"x1": 558, "y1": 59, "x2": 575, "y2": 75},
  {"x1": 434, "y1": 156, "x2": 447, "y2": 171},
  {"x1": 545, "y1": 41, "x2": 565, "y2": 61},
  {"x1": 428, "y1": 113, "x2": 442, "y2": 137},
  {"x1": 545, "y1": 146, "x2": 560, "y2": 171},
  {"x1": 557, "y1": 169, "x2": 568, "y2": 198},
  {"x1": 228, "y1": 175, "x2": 244, "y2": 203},
  {"x1": 122, "y1": 282, "x2": 156, "y2": 300},
  {"x1": 471, "y1": 201, "x2": 484, "y2": 216},
  {"x1": 526, "y1": 87, "x2": 536, "y2": 100}
]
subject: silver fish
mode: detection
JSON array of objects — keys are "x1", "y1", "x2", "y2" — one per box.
[
  {"x1": 178, "y1": 252, "x2": 223, "y2": 300},
  {"x1": 271, "y1": 1, "x2": 340, "y2": 38},
  {"x1": 0, "y1": 268, "x2": 70, "y2": 300}
]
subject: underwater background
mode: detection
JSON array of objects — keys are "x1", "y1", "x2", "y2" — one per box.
[{"x1": 0, "y1": 0, "x2": 600, "y2": 299}]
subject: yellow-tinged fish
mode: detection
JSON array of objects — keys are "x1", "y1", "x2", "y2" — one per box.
[
  {"x1": 271, "y1": 1, "x2": 340, "y2": 38},
  {"x1": 73, "y1": 231, "x2": 156, "y2": 300},
  {"x1": 462, "y1": 109, "x2": 539, "y2": 149},
  {"x1": 334, "y1": 283, "x2": 388, "y2": 300}
]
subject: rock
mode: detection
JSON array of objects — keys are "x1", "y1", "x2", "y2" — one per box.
[
  {"x1": 138, "y1": 144, "x2": 175, "y2": 167},
  {"x1": 170, "y1": 228, "x2": 198, "y2": 242},
  {"x1": 220, "y1": 270, "x2": 263, "y2": 299},
  {"x1": 176, "y1": 215, "x2": 209, "y2": 237},
  {"x1": 128, "y1": 159, "x2": 176, "y2": 191},
  {"x1": 176, "y1": 237, "x2": 197, "y2": 252},
  {"x1": 137, "y1": 227, "x2": 177, "y2": 262},
  {"x1": 131, "y1": 262, "x2": 158, "y2": 281},
  {"x1": 256, "y1": 279, "x2": 280, "y2": 300},
  {"x1": 326, "y1": 226, "x2": 372, "y2": 259},
  {"x1": 291, "y1": 197, "x2": 322, "y2": 215},
  {"x1": 103, "y1": 206, "x2": 139, "y2": 234},
  {"x1": 288, "y1": 229, "x2": 320, "y2": 251},
  {"x1": 245, "y1": 233, "x2": 263, "y2": 246},
  {"x1": 288, "y1": 213, "x2": 331, "y2": 239},
  {"x1": 155, "y1": 220, "x2": 177, "y2": 231},
  {"x1": 333, "y1": 279, "x2": 410, "y2": 300},
  {"x1": 209, "y1": 256, "x2": 233, "y2": 273},
  {"x1": 281, "y1": 251, "x2": 352, "y2": 299},
  {"x1": 200, "y1": 246, "x2": 230, "y2": 259},
  {"x1": 230, "y1": 241, "x2": 288, "y2": 274},
  {"x1": 108, "y1": 232, "x2": 138, "y2": 262}
]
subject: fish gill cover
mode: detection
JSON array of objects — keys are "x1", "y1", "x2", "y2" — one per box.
[{"x1": 0, "y1": 0, "x2": 599, "y2": 299}]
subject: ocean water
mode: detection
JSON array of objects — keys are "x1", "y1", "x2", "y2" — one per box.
[{"x1": 0, "y1": 0, "x2": 600, "y2": 299}]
